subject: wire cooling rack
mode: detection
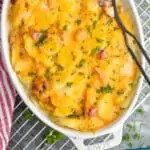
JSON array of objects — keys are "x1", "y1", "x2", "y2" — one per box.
[{"x1": 7, "y1": 0, "x2": 150, "y2": 150}]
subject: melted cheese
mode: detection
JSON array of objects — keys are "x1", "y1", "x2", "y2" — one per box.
[{"x1": 9, "y1": 0, "x2": 139, "y2": 132}]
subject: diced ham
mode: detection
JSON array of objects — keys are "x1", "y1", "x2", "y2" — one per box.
[
  {"x1": 98, "y1": 50, "x2": 108, "y2": 59},
  {"x1": 98, "y1": 0, "x2": 112, "y2": 7},
  {"x1": 75, "y1": 29, "x2": 87, "y2": 42},
  {"x1": 105, "y1": 6, "x2": 115, "y2": 18},
  {"x1": 32, "y1": 32, "x2": 41, "y2": 41},
  {"x1": 32, "y1": 82, "x2": 42, "y2": 96},
  {"x1": 42, "y1": 96, "x2": 51, "y2": 103},
  {"x1": 88, "y1": 107, "x2": 97, "y2": 117},
  {"x1": 98, "y1": 0, "x2": 114, "y2": 17},
  {"x1": 58, "y1": 29, "x2": 64, "y2": 40},
  {"x1": 32, "y1": 78, "x2": 49, "y2": 96},
  {"x1": 42, "y1": 80, "x2": 49, "y2": 89}
]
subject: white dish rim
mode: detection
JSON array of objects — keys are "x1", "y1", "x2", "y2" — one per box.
[{"x1": 1, "y1": 0, "x2": 145, "y2": 138}]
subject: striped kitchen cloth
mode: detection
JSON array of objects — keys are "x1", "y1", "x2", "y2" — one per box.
[
  {"x1": 0, "y1": 56, "x2": 16, "y2": 150},
  {"x1": 0, "y1": 1, "x2": 16, "y2": 150}
]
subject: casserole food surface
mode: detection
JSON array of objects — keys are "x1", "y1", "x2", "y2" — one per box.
[{"x1": 9, "y1": 0, "x2": 139, "y2": 132}]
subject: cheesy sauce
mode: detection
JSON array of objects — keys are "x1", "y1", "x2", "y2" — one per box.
[{"x1": 9, "y1": 0, "x2": 139, "y2": 132}]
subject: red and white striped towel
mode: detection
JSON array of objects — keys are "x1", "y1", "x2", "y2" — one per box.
[
  {"x1": 0, "y1": 1, "x2": 16, "y2": 150},
  {"x1": 0, "y1": 57, "x2": 15, "y2": 150}
]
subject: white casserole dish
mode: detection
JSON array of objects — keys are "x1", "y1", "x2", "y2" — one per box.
[{"x1": 1, "y1": 0, "x2": 144, "y2": 149}]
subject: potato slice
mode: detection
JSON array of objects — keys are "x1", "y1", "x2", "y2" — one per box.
[
  {"x1": 11, "y1": 43, "x2": 21, "y2": 67},
  {"x1": 10, "y1": 0, "x2": 26, "y2": 26},
  {"x1": 52, "y1": 117, "x2": 82, "y2": 130},
  {"x1": 15, "y1": 57, "x2": 33, "y2": 73},
  {"x1": 59, "y1": 0, "x2": 77, "y2": 13},
  {"x1": 98, "y1": 94, "x2": 114, "y2": 120},
  {"x1": 120, "y1": 61, "x2": 134, "y2": 77},
  {"x1": 47, "y1": 0, "x2": 57, "y2": 9},
  {"x1": 51, "y1": 93, "x2": 75, "y2": 108},
  {"x1": 24, "y1": 35, "x2": 54, "y2": 67},
  {"x1": 53, "y1": 107, "x2": 73, "y2": 117},
  {"x1": 86, "y1": 88, "x2": 97, "y2": 109},
  {"x1": 57, "y1": 47, "x2": 73, "y2": 67},
  {"x1": 89, "y1": 116, "x2": 104, "y2": 130},
  {"x1": 86, "y1": 0, "x2": 99, "y2": 12}
]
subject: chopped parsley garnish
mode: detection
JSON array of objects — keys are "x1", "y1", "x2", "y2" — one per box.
[
  {"x1": 71, "y1": 71, "x2": 75, "y2": 76},
  {"x1": 40, "y1": 121, "x2": 47, "y2": 126},
  {"x1": 96, "y1": 38, "x2": 103, "y2": 43},
  {"x1": 136, "y1": 109, "x2": 144, "y2": 115},
  {"x1": 66, "y1": 82, "x2": 73, "y2": 87},
  {"x1": 127, "y1": 124, "x2": 132, "y2": 130},
  {"x1": 56, "y1": 64, "x2": 64, "y2": 71},
  {"x1": 78, "y1": 72, "x2": 85, "y2": 76},
  {"x1": 128, "y1": 142, "x2": 132, "y2": 148},
  {"x1": 56, "y1": 79, "x2": 60, "y2": 82},
  {"x1": 23, "y1": 110, "x2": 32, "y2": 120},
  {"x1": 106, "y1": 40, "x2": 110, "y2": 47},
  {"x1": 63, "y1": 25, "x2": 68, "y2": 31},
  {"x1": 81, "y1": 46, "x2": 84, "y2": 50},
  {"x1": 28, "y1": 72, "x2": 34, "y2": 76},
  {"x1": 110, "y1": 77, "x2": 116, "y2": 81},
  {"x1": 123, "y1": 133, "x2": 130, "y2": 141},
  {"x1": 71, "y1": 52, "x2": 76, "y2": 61},
  {"x1": 44, "y1": 69, "x2": 51, "y2": 80},
  {"x1": 76, "y1": 19, "x2": 82, "y2": 26},
  {"x1": 93, "y1": 20, "x2": 97, "y2": 29},
  {"x1": 51, "y1": 54, "x2": 58, "y2": 62},
  {"x1": 112, "y1": 69, "x2": 116, "y2": 74},
  {"x1": 97, "y1": 85, "x2": 114, "y2": 94},
  {"x1": 86, "y1": 84, "x2": 91, "y2": 88},
  {"x1": 86, "y1": 25, "x2": 92, "y2": 36},
  {"x1": 90, "y1": 46, "x2": 100, "y2": 56},
  {"x1": 35, "y1": 30, "x2": 48, "y2": 47},
  {"x1": 44, "y1": 130, "x2": 64, "y2": 144},
  {"x1": 79, "y1": 59, "x2": 86, "y2": 67},
  {"x1": 117, "y1": 90, "x2": 124, "y2": 96},
  {"x1": 128, "y1": 82, "x2": 135, "y2": 88},
  {"x1": 133, "y1": 133, "x2": 141, "y2": 140},
  {"x1": 87, "y1": 76, "x2": 91, "y2": 79},
  {"x1": 106, "y1": 18, "x2": 113, "y2": 26},
  {"x1": 107, "y1": 60, "x2": 110, "y2": 64},
  {"x1": 68, "y1": 114, "x2": 81, "y2": 118}
]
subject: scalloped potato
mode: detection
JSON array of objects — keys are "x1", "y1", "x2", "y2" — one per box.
[{"x1": 9, "y1": 0, "x2": 139, "y2": 132}]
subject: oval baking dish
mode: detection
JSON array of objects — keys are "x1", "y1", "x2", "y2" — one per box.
[{"x1": 1, "y1": 0, "x2": 144, "y2": 147}]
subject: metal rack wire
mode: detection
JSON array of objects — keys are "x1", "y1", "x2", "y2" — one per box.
[{"x1": 7, "y1": 0, "x2": 150, "y2": 149}]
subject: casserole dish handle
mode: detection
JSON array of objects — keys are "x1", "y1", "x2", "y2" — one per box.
[{"x1": 69, "y1": 125, "x2": 123, "y2": 150}]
